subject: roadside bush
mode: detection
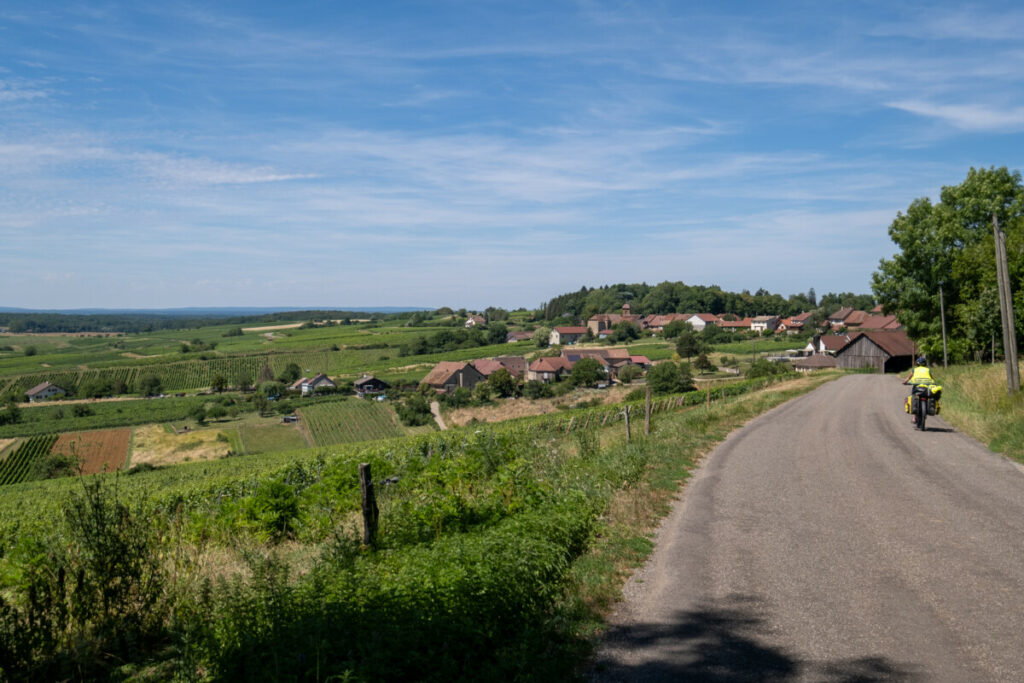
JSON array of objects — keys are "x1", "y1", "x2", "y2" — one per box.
[
  {"x1": 647, "y1": 361, "x2": 696, "y2": 395},
  {"x1": 396, "y1": 393, "x2": 433, "y2": 426},
  {"x1": 747, "y1": 358, "x2": 793, "y2": 379},
  {"x1": 523, "y1": 380, "x2": 554, "y2": 400},
  {"x1": 245, "y1": 479, "x2": 300, "y2": 541}
]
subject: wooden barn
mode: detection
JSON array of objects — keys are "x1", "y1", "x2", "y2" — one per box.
[{"x1": 833, "y1": 330, "x2": 916, "y2": 373}]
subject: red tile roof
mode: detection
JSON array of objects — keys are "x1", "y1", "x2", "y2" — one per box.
[{"x1": 553, "y1": 326, "x2": 588, "y2": 334}]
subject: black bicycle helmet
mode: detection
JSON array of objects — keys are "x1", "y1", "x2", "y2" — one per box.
[{"x1": 916, "y1": 356, "x2": 927, "y2": 366}]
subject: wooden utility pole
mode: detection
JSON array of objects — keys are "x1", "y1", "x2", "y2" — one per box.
[
  {"x1": 359, "y1": 463, "x2": 379, "y2": 547},
  {"x1": 644, "y1": 384, "x2": 651, "y2": 436},
  {"x1": 939, "y1": 284, "x2": 948, "y2": 369},
  {"x1": 993, "y1": 213, "x2": 1020, "y2": 394},
  {"x1": 623, "y1": 406, "x2": 631, "y2": 443}
]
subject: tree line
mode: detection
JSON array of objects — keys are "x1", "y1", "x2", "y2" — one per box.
[{"x1": 540, "y1": 282, "x2": 873, "y2": 322}]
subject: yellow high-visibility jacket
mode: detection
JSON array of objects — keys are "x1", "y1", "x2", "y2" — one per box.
[{"x1": 910, "y1": 366, "x2": 934, "y2": 385}]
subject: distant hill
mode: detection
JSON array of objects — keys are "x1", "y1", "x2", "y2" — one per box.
[{"x1": 0, "y1": 306, "x2": 431, "y2": 316}]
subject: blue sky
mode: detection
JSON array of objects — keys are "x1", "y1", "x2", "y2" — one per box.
[{"x1": 2, "y1": 1, "x2": 1022, "y2": 310}]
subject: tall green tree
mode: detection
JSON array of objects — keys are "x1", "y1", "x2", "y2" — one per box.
[{"x1": 872, "y1": 167, "x2": 1024, "y2": 361}]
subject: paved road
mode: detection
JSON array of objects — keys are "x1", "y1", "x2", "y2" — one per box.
[{"x1": 591, "y1": 374, "x2": 1024, "y2": 682}]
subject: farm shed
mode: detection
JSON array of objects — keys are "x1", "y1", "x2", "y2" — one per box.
[{"x1": 833, "y1": 330, "x2": 916, "y2": 373}]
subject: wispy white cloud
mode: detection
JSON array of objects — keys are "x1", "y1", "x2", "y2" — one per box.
[{"x1": 886, "y1": 100, "x2": 1024, "y2": 132}]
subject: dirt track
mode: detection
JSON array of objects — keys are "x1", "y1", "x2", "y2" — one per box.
[{"x1": 592, "y1": 374, "x2": 1024, "y2": 681}]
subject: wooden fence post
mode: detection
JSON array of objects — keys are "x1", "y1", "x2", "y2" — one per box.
[
  {"x1": 624, "y1": 406, "x2": 631, "y2": 443},
  {"x1": 359, "y1": 463, "x2": 379, "y2": 547},
  {"x1": 645, "y1": 384, "x2": 651, "y2": 436}
]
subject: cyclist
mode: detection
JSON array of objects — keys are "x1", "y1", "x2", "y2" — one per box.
[
  {"x1": 904, "y1": 356, "x2": 934, "y2": 386},
  {"x1": 903, "y1": 356, "x2": 936, "y2": 424}
]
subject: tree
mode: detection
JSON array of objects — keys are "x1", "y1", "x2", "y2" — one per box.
[
  {"x1": 233, "y1": 370, "x2": 253, "y2": 392},
  {"x1": 207, "y1": 404, "x2": 227, "y2": 420},
  {"x1": 253, "y1": 393, "x2": 269, "y2": 416},
  {"x1": 694, "y1": 352, "x2": 718, "y2": 374},
  {"x1": 611, "y1": 321, "x2": 641, "y2": 342},
  {"x1": 675, "y1": 328, "x2": 706, "y2": 362},
  {"x1": 211, "y1": 374, "x2": 228, "y2": 393},
  {"x1": 647, "y1": 361, "x2": 695, "y2": 395},
  {"x1": 0, "y1": 400, "x2": 21, "y2": 426},
  {"x1": 617, "y1": 364, "x2": 643, "y2": 384},
  {"x1": 487, "y1": 368, "x2": 517, "y2": 398},
  {"x1": 278, "y1": 363, "x2": 302, "y2": 383},
  {"x1": 473, "y1": 382, "x2": 493, "y2": 404},
  {"x1": 523, "y1": 380, "x2": 554, "y2": 399},
  {"x1": 138, "y1": 373, "x2": 162, "y2": 396},
  {"x1": 191, "y1": 403, "x2": 207, "y2": 425},
  {"x1": 872, "y1": 166, "x2": 1024, "y2": 362},
  {"x1": 396, "y1": 393, "x2": 433, "y2": 426},
  {"x1": 24, "y1": 346, "x2": 37, "y2": 357},
  {"x1": 533, "y1": 326, "x2": 551, "y2": 348},
  {"x1": 487, "y1": 322, "x2": 509, "y2": 345},
  {"x1": 663, "y1": 320, "x2": 692, "y2": 339},
  {"x1": 569, "y1": 357, "x2": 604, "y2": 387},
  {"x1": 259, "y1": 364, "x2": 275, "y2": 383}
]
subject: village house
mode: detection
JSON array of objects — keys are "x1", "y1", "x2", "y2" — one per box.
[
  {"x1": 25, "y1": 381, "x2": 66, "y2": 402},
  {"x1": 301, "y1": 373, "x2": 336, "y2": 396},
  {"x1": 804, "y1": 334, "x2": 854, "y2": 356},
  {"x1": 586, "y1": 303, "x2": 644, "y2": 335},
  {"x1": 642, "y1": 313, "x2": 690, "y2": 332},
  {"x1": 422, "y1": 361, "x2": 486, "y2": 393},
  {"x1": 464, "y1": 314, "x2": 486, "y2": 328},
  {"x1": 526, "y1": 356, "x2": 574, "y2": 383},
  {"x1": 750, "y1": 315, "x2": 781, "y2": 334},
  {"x1": 683, "y1": 313, "x2": 721, "y2": 332},
  {"x1": 549, "y1": 326, "x2": 588, "y2": 346},
  {"x1": 505, "y1": 330, "x2": 534, "y2": 343},
  {"x1": 827, "y1": 307, "x2": 855, "y2": 328},
  {"x1": 353, "y1": 374, "x2": 390, "y2": 397},
  {"x1": 857, "y1": 314, "x2": 902, "y2": 331}
]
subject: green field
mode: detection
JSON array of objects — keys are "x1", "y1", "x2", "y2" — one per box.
[
  {"x1": 239, "y1": 423, "x2": 310, "y2": 454},
  {"x1": 299, "y1": 399, "x2": 426, "y2": 445}
]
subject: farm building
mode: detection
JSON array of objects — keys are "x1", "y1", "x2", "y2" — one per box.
[
  {"x1": 549, "y1": 326, "x2": 588, "y2": 345},
  {"x1": 25, "y1": 381, "x2": 66, "y2": 402},
  {"x1": 353, "y1": 374, "x2": 390, "y2": 397},
  {"x1": 833, "y1": 330, "x2": 916, "y2": 373},
  {"x1": 301, "y1": 374, "x2": 336, "y2": 395},
  {"x1": 421, "y1": 362, "x2": 486, "y2": 393},
  {"x1": 526, "y1": 356, "x2": 574, "y2": 383}
]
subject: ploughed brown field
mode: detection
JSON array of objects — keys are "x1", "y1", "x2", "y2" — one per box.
[{"x1": 52, "y1": 429, "x2": 132, "y2": 475}]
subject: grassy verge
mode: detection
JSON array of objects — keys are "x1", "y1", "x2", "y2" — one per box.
[{"x1": 933, "y1": 363, "x2": 1024, "y2": 464}]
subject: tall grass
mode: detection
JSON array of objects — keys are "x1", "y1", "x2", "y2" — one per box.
[{"x1": 936, "y1": 363, "x2": 1024, "y2": 463}]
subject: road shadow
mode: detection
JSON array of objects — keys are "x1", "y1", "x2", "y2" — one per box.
[{"x1": 588, "y1": 594, "x2": 922, "y2": 682}]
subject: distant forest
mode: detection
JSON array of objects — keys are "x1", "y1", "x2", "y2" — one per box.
[
  {"x1": 540, "y1": 282, "x2": 874, "y2": 321},
  {"x1": 0, "y1": 310, "x2": 398, "y2": 334}
]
